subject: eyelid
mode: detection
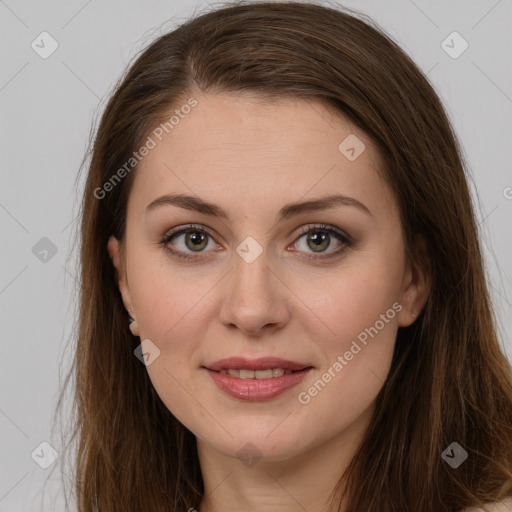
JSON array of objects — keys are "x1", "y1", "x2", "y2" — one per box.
[{"x1": 292, "y1": 223, "x2": 352, "y2": 244}]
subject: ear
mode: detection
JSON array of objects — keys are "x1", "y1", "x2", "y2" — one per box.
[
  {"x1": 107, "y1": 235, "x2": 140, "y2": 336},
  {"x1": 397, "y1": 234, "x2": 431, "y2": 327}
]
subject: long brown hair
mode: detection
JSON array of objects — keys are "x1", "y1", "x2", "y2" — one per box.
[{"x1": 53, "y1": 1, "x2": 512, "y2": 510}]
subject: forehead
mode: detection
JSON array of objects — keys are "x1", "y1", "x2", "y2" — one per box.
[{"x1": 128, "y1": 91, "x2": 395, "y2": 221}]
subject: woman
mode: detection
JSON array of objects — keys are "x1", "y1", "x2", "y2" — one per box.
[{"x1": 57, "y1": 1, "x2": 512, "y2": 511}]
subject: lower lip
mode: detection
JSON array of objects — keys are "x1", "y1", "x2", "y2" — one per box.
[{"x1": 205, "y1": 368, "x2": 312, "y2": 401}]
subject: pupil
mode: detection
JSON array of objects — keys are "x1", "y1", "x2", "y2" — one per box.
[
  {"x1": 309, "y1": 232, "x2": 329, "y2": 251},
  {"x1": 187, "y1": 232, "x2": 206, "y2": 251}
]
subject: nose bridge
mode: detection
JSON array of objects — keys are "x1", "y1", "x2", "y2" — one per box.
[
  {"x1": 219, "y1": 243, "x2": 288, "y2": 334},
  {"x1": 233, "y1": 247, "x2": 273, "y2": 299}
]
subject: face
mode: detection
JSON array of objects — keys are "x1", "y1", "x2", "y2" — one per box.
[{"x1": 108, "y1": 91, "x2": 429, "y2": 465}]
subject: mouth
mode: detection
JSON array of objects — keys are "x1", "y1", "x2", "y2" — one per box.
[
  {"x1": 202, "y1": 357, "x2": 314, "y2": 400},
  {"x1": 204, "y1": 356, "x2": 312, "y2": 373}
]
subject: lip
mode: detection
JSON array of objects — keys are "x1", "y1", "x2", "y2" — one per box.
[
  {"x1": 205, "y1": 356, "x2": 310, "y2": 372},
  {"x1": 203, "y1": 357, "x2": 313, "y2": 401}
]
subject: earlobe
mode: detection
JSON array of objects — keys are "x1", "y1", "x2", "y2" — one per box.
[
  {"x1": 128, "y1": 315, "x2": 140, "y2": 337},
  {"x1": 397, "y1": 234, "x2": 431, "y2": 327}
]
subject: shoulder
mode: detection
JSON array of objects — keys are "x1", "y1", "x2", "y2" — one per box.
[{"x1": 462, "y1": 497, "x2": 512, "y2": 512}]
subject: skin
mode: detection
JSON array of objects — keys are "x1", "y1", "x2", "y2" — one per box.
[{"x1": 108, "y1": 90, "x2": 431, "y2": 512}]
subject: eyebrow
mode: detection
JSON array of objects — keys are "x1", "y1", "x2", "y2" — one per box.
[{"x1": 145, "y1": 192, "x2": 372, "y2": 221}]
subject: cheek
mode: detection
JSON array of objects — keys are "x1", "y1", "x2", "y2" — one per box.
[
  {"x1": 130, "y1": 268, "x2": 211, "y2": 424},
  {"x1": 290, "y1": 254, "x2": 402, "y2": 412},
  {"x1": 127, "y1": 244, "x2": 210, "y2": 341},
  {"x1": 294, "y1": 290, "x2": 399, "y2": 427},
  {"x1": 291, "y1": 253, "x2": 403, "y2": 348}
]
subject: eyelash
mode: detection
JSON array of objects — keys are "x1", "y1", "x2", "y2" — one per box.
[{"x1": 160, "y1": 223, "x2": 353, "y2": 261}]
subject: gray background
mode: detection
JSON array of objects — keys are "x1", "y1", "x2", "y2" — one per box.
[{"x1": 1, "y1": 0, "x2": 511, "y2": 510}]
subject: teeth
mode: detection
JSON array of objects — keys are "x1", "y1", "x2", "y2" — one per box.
[
  {"x1": 255, "y1": 369, "x2": 273, "y2": 379},
  {"x1": 220, "y1": 368, "x2": 295, "y2": 379},
  {"x1": 239, "y1": 369, "x2": 254, "y2": 379}
]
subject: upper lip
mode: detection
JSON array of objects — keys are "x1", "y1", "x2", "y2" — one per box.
[{"x1": 205, "y1": 357, "x2": 312, "y2": 372}]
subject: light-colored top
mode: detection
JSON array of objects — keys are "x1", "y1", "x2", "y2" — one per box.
[{"x1": 463, "y1": 497, "x2": 512, "y2": 512}]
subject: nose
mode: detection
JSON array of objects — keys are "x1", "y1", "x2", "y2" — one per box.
[{"x1": 218, "y1": 250, "x2": 290, "y2": 336}]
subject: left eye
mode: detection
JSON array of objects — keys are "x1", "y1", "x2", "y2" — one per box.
[
  {"x1": 292, "y1": 225, "x2": 351, "y2": 256},
  {"x1": 161, "y1": 223, "x2": 352, "y2": 260}
]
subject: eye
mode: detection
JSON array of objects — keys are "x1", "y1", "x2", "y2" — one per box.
[
  {"x1": 290, "y1": 223, "x2": 352, "y2": 259},
  {"x1": 160, "y1": 224, "x2": 218, "y2": 260},
  {"x1": 160, "y1": 223, "x2": 353, "y2": 261}
]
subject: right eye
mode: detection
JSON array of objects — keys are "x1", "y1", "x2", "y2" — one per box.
[{"x1": 160, "y1": 224, "x2": 219, "y2": 260}]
